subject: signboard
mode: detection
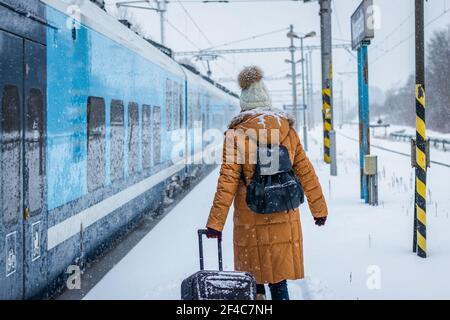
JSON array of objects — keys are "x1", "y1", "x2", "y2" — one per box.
[
  {"x1": 6, "y1": 232, "x2": 17, "y2": 277},
  {"x1": 31, "y1": 221, "x2": 41, "y2": 261},
  {"x1": 351, "y1": 0, "x2": 375, "y2": 50}
]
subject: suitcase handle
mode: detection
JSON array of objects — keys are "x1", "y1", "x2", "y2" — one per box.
[{"x1": 198, "y1": 229, "x2": 223, "y2": 271}]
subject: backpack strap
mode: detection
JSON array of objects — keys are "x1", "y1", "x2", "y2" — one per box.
[
  {"x1": 255, "y1": 143, "x2": 261, "y2": 176},
  {"x1": 242, "y1": 143, "x2": 262, "y2": 184},
  {"x1": 240, "y1": 167, "x2": 247, "y2": 186},
  {"x1": 240, "y1": 142, "x2": 262, "y2": 186}
]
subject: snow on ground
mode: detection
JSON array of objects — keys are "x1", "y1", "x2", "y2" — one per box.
[{"x1": 84, "y1": 124, "x2": 450, "y2": 300}]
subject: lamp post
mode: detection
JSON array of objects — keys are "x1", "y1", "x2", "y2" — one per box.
[
  {"x1": 299, "y1": 31, "x2": 316, "y2": 151},
  {"x1": 285, "y1": 25, "x2": 316, "y2": 151},
  {"x1": 286, "y1": 25, "x2": 315, "y2": 151},
  {"x1": 286, "y1": 25, "x2": 300, "y2": 128}
]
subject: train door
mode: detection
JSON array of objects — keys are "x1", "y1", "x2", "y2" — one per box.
[
  {"x1": 0, "y1": 29, "x2": 25, "y2": 300},
  {"x1": 0, "y1": 31, "x2": 46, "y2": 299},
  {"x1": 23, "y1": 39, "x2": 47, "y2": 299}
]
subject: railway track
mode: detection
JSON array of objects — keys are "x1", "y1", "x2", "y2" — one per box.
[{"x1": 338, "y1": 132, "x2": 450, "y2": 168}]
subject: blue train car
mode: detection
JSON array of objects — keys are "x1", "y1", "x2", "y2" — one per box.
[{"x1": 0, "y1": 0, "x2": 239, "y2": 299}]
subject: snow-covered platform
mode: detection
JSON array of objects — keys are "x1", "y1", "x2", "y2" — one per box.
[{"x1": 84, "y1": 125, "x2": 450, "y2": 300}]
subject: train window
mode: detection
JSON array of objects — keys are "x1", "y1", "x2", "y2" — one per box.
[
  {"x1": 203, "y1": 105, "x2": 210, "y2": 131},
  {"x1": 153, "y1": 106, "x2": 161, "y2": 166},
  {"x1": 1, "y1": 85, "x2": 21, "y2": 226},
  {"x1": 128, "y1": 102, "x2": 139, "y2": 175},
  {"x1": 187, "y1": 90, "x2": 194, "y2": 130},
  {"x1": 195, "y1": 95, "x2": 202, "y2": 124},
  {"x1": 26, "y1": 89, "x2": 45, "y2": 215},
  {"x1": 179, "y1": 84, "x2": 184, "y2": 129},
  {"x1": 87, "y1": 96, "x2": 106, "y2": 192},
  {"x1": 110, "y1": 100, "x2": 124, "y2": 182},
  {"x1": 188, "y1": 99, "x2": 193, "y2": 130},
  {"x1": 173, "y1": 84, "x2": 180, "y2": 130},
  {"x1": 202, "y1": 112, "x2": 207, "y2": 148},
  {"x1": 166, "y1": 79, "x2": 172, "y2": 131},
  {"x1": 142, "y1": 105, "x2": 151, "y2": 170}
]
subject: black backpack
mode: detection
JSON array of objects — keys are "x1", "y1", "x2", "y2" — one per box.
[{"x1": 243, "y1": 144, "x2": 304, "y2": 214}]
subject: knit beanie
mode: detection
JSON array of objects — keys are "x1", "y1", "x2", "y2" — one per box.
[{"x1": 238, "y1": 66, "x2": 272, "y2": 111}]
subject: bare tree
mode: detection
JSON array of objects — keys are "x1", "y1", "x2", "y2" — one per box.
[{"x1": 379, "y1": 25, "x2": 450, "y2": 133}]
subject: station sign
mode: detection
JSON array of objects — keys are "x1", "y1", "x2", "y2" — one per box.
[{"x1": 351, "y1": 0, "x2": 375, "y2": 50}]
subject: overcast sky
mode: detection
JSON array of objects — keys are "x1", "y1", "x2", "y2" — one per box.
[{"x1": 104, "y1": 0, "x2": 450, "y2": 109}]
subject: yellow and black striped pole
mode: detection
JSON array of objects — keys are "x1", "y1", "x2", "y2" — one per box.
[
  {"x1": 414, "y1": 0, "x2": 427, "y2": 258},
  {"x1": 415, "y1": 85, "x2": 427, "y2": 258},
  {"x1": 323, "y1": 88, "x2": 331, "y2": 164}
]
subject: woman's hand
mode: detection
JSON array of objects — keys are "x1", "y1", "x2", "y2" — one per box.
[
  {"x1": 314, "y1": 217, "x2": 327, "y2": 227},
  {"x1": 206, "y1": 227, "x2": 222, "y2": 240}
]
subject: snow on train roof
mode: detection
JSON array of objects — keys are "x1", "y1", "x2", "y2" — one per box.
[
  {"x1": 42, "y1": 0, "x2": 239, "y2": 103},
  {"x1": 42, "y1": 0, "x2": 185, "y2": 77}
]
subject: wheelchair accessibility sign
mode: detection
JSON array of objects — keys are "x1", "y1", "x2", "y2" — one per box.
[
  {"x1": 32, "y1": 221, "x2": 41, "y2": 261},
  {"x1": 6, "y1": 232, "x2": 17, "y2": 277}
]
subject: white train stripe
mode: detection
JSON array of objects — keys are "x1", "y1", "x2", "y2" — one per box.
[{"x1": 47, "y1": 162, "x2": 183, "y2": 250}]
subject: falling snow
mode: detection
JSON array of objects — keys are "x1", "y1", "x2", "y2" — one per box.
[{"x1": 84, "y1": 124, "x2": 450, "y2": 300}]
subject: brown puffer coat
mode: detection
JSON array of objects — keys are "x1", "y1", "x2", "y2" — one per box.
[{"x1": 206, "y1": 109, "x2": 328, "y2": 284}]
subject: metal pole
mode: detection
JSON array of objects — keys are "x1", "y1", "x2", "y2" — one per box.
[
  {"x1": 305, "y1": 53, "x2": 311, "y2": 130},
  {"x1": 340, "y1": 80, "x2": 344, "y2": 128},
  {"x1": 308, "y1": 51, "x2": 315, "y2": 128},
  {"x1": 363, "y1": 45, "x2": 370, "y2": 203},
  {"x1": 301, "y1": 37, "x2": 308, "y2": 151},
  {"x1": 289, "y1": 25, "x2": 299, "y2": 126},
  {"x1": 320, "y1": 0, "x2": 330, "y2": 164},
  {"x1": 158, "y1": 0, "x2": 166, "y2": 45},
  {"x1": 414, "y1": 0, "x2": 427, "y2": 258},
  {"x1": 358, "y1": 47, "x2": 364, "y2": 199},
  {"x1": 358, "y1": 44, "x2": 370, "y2": 202},
  {"x1": 320, "y1": 0, "x2": 337, "y2": 176}
]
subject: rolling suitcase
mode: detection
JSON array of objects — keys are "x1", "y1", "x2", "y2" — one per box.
[{"x1": 181, "y1": 229, "x2": 257, "y2": 300}]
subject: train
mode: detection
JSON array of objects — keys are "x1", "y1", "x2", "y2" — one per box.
[{"x1": 0, "y1": 0, "x2": 239, "y2": 299}]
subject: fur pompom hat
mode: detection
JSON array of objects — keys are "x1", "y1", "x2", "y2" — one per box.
[{"x1": 238, "y1": 66, "x2": 272, "y2": 111}]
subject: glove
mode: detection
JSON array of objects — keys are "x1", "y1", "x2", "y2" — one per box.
[
  {"x1": 314, "y1": 217, "x2": 327, "y2": 227},
  {"x1": 206, "y1": 227, "x2": 222, "y2": 240}
]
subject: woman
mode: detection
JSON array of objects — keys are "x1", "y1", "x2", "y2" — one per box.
[{"x1": 205, "y1": 66, "x2": 328, "y2": 300}]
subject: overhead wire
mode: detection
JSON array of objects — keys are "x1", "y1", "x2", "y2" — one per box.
[
  {"x1": 164, "y1": 17, "x2": 203, "y2": 50},
  {"x1": 175, "y1": 0, "x2": 214, "y2": 46},
  {"x1": 203, "y1": 27, "x2": 290, "y2": 51},
  {"x1": 332, "y1": 0, "x2": 343, "y2": 38},
  {"x1": 372, "y1": 6, "x2": 450, "y2": 64},
  {"x1": 372, "y1": 10, "x2": 414, "y2": 53}
]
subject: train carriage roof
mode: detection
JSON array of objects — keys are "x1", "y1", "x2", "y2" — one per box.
[
  {"x1": 42, "y1": 0, "x2": 239, "y2": 104},
  {"x1": 42, "y1": 0, "x2": 185, "y2": 78}
]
